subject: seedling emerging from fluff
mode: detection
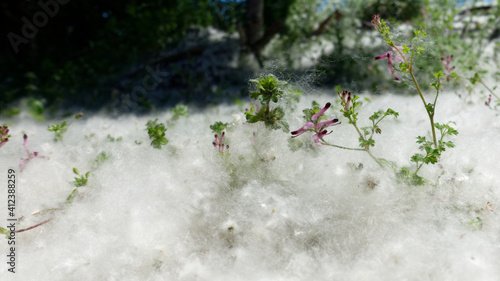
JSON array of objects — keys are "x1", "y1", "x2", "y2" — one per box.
[
  {"x1": 0, "y1": 125, "x2": 11, "y2": 148},
  {"x1": 171, "y1": 104, "x2": 188, "y2": 120},
  {"x1": 146, "y1": 119, "x2": 168, "y2": 149},
  {"x1": 47, "y1": 112, "x2": 83, "y2": 142},
  {"x1": 66, "y1": 167, "x2": 90, "y2": 204},
  {"x1": 72, "y1": 167, "x2": 89, "y2": 187},
  {"x1": 107, "y1": 134, "x2": 123, "y2": 142},
  {"x1": 20, "y1": 134, "x2": 43, "y2": 170},
  {"x1": 245, "y1": 75, "x2": 289, "y2": 132},
  {"x1": 210, "y1": 121, "x2": 229, "y2": 136},
  {"x1": 167, "y1": 104, "x2": 189, "y2": 127},
  {"x1": 400, "y1": 122, "x2": 458, "y2": 185}
]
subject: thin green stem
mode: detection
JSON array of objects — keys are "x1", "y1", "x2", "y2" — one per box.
[
  {"x1": 31, "y1": 208, "x2": 63, "y2": 215},
  {"x1": 366, "y1": 150, "x2": 385, "y2": 168},
  {"x1": 321, "y1": 140, "x2": 384, "y2": 168},
  {"x1": 369, "y1": 114, "x2": 388, "y2": 140},
  {"x1": 321, "y1": 140, "x2": 366, "y2": 151},
  {"x1": 456, "y1": 74, "x2": 499, "y2": 100},
  {"x1": 409, "y1": 70, "x2": 437, "y2": 148},
  {"x1": 393, "y1": 39, "x2": 439, "y2": 149},
  {"x1": 415, "y1": 162, "x2": 424, "y2": 174},
  {"x1": 347, "y1": 116, "x2": 366, "y2": 142},
  {"x1": 478, "y1": 80, "x2": 500, "y2": 100}
]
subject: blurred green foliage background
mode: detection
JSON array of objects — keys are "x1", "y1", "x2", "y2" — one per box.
[{"x1": 0, "y1": 0, "x2": 498, "y2": 114}]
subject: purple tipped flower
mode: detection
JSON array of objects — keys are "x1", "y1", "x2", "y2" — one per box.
[
  {"x1": 371, "y1": 14, "x2": 381, "y2": 30},
  {"x1": 338, "y1": 90, "x2": 352, "y2": 112},
  {"x1": 291, "y1": 102, "x2": 340, "y2": 146},
  {"x1": 485, "y1": 95, "x2": 492, "y2": 106},
  {"x1": 213, "y1": 131, "x2": 229, "y2": 153},
  {"x1": 0, "y1": 126, "x2": 10, "y2": 148},
  {"x1": 19, "y1": 134, "x2": 43, "y2": 170},
  {"x1": 441, "y1": 55, "x2": 455, "y2": 82},
  {"x1": 375, "y1": 46, "x2": 404, "y2": 81}
]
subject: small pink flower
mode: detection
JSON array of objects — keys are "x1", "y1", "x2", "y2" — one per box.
[
  {"x1": 441, "y1": 55, "x2": 455, "y2": 82},
  {"x1": 291, "y1": 102, "x2": 340, "y2": 146},
  {"x1": 338, "y1": 90, "x2": 352, "y2": 111},
  {"x1": 213, "y1": 131, "x2": 229, "y2": 153},
  {"x1": 485, "y1": 95, "x2": 492, "y2": 106},
  {"x1": 371, "y1": 14, "x2": 381, "y2": 31},
  {"x1": 0, "y1": 126, "x2": 10, "y2": 148},
  {"x1": 375, "y1": 46, "x2": 405, "y2": 81},
  {"x1": 19, "y1": 134, "x2": 43, "y2": 170}
]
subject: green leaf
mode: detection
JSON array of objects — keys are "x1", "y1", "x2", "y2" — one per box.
[
  {"x1": 468, "y1": 217, "x2": 483, "y2": 230},
  {"x1": 146, "y1": 119, "x2": 168, "y2": 149},
  {"x1": 434, "y1": 71, "x2": 444, "y2": 78},
  {"x1": 66, "y1": 188, "x2": 79, "y2": 204},
  {"x1": 411, "y1": 153, "x2": 425, "y2": 163},
  {"x1": 210, "y1": 121, "x2": 229, "y2": 135},
  {"x1": 416, "y1": 136, "x2": 427, "y2": 144},
  {"x1": 385, "y1": 108, "x2": 398, "y2": 117},
  {"x1": 0, "y1": 226, "x2": 11, "y2": 239},
  {"x1": 171, "y1": 105, "x2": 188, "y2": 120}
]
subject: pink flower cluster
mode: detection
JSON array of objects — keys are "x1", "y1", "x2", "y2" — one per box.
[
  {"x1": 441, "y1": 55, "x2": 455, "y2": 82},
  {"x1": 20, "y1": 134, "x2": 43, "y2": 170},
  {"x1": 375, "y1": 46, "x2": 405, "y2": 81},
  {"x1": 0, "y1": 126, "x2": 10, "y2": 148},
  {"x1": 291, "y1": 102, "x2": 341, "y2": 146},
  {"x1": 213, "y1": 131, "x2": 229, "y2": 153},
  {"x1": 338, "y1": 90, "x2": 352, "y2": 112}
]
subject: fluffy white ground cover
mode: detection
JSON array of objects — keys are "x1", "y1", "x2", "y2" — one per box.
[{"x1": 1, "y1": 88, "x2": 500, "y2": 280}]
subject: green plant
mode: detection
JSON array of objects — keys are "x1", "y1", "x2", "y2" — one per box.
[
  {"x1": 372, "y1": 15, "x2": 458, "y2": 184},
  {"x1": 171, "y1": 104, "x2": 189, "y2": 120},
  {"x1": 291, "y1": 90, "x2": 397, "y2": 168},
  {"x1": 72, "y1": 167, "x2": 89, "y2": 187},
  {"x1": 0, "y1": 226, "x2": 11, "y2": 239},
  {"x1": 66, "y1": 167, "x2": 90, "y2": 204},
  {"x1": 245, "y1": 75, "x2": 289, "y2": 132},
  {"x1": 146, "y1": 119, "x2": 168, "y2": 149},
  {"x1": 107, "y1": 134, "x2": 123, "y2": 142},
  {"x1": 399, "y1": 122, "x2": 458, "y2": 185},
  {"x1": 47, "y1": 113, "x2": 83, "y2": 142},
  {"x1": 47, "y1": 121, "x2": 68, "y2": 142},
  {"x1": 26, "y1": 97, "x2": 45, "y2": 121},
  {"x1": 167, "y1": 105, "x2": 189, "y2": 127},
  {"x1": 338, "y1": 90, "x2": 399, "y2": 151},
  {"x1": 210, "y1": 121, "x2": 229, "y2": 136}
]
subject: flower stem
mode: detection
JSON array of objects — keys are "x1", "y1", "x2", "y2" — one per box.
[
  {"x1": 16, "y1": 218, "x2": 54, "y2": 233},
  {"x1": 321, "y1": 140, "x2": 366, "y2": 151},
  {"x1": 392, "y1": 43, "x2": 438, "y2": 148},
  {"x1": 478, "y1": 80, "x2": 500, "y2": 100},
  {"x1": 321, "y1": 140, "x2": 384, "y2": 168}
]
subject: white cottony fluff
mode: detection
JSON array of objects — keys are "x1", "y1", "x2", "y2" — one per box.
[{"x1": 1, "y1": 91, "x2": 500, "y2": 281}]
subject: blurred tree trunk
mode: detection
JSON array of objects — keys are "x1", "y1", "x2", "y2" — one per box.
[
  {"x1": 245, "y1": 0, "x2": 265, "y2": 66},
  {"x1": 246, "y1": 0, "x2": 264, "y2": 47}
]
